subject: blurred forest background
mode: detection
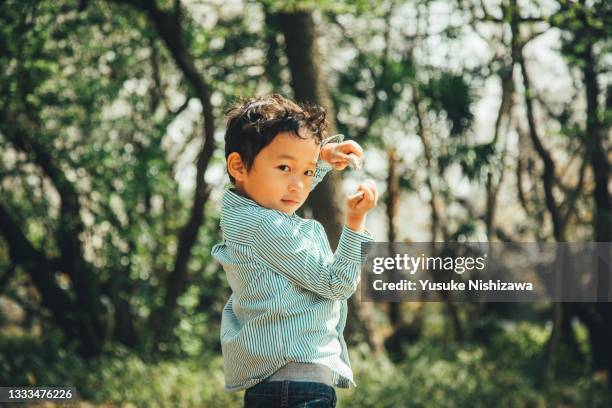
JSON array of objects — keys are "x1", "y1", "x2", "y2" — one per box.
[{"x1": 0, "y1": 0, "x2": 610, "y2": 406}]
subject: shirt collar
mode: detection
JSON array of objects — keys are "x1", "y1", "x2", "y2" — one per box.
[
  {"x1": 222, "y1": 188, "x2": 260, "y2": 208},
  {"x1": 221, "y1": 187, "x2": 298, "y2": 218}
]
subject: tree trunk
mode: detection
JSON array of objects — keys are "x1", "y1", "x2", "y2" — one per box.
[
  {"x1": 410, "y1": 76, "x2": 444, "y2": 242},
  {"x1": 120, "y1": 0, "x2": 218, "y2": 347},
  {"x1": 0, "y1": 100, "x2": 106, "y2": 356},
  {"x1": 0, "y1": 203, "x2": 103, "y2": 357},
  {"x1": 384, "y1": 149, "x2": 404, "y2": 356},
  {"x1": 508, "y1": 1, "x2": 570, "y2": 380},
  {"x1": 278, "y1": 10, "x2": 384, "y2": 355},
  {"x1": 582, "y1": 39, "x2": 612, "y2": 386},
  {"x1": 485, "y1": 63, "x2": 514, "y2": 240}
]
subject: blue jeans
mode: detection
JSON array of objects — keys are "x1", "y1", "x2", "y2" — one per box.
[{"x1": 244, "y1": 380, "x2": 337, "y2": 408}]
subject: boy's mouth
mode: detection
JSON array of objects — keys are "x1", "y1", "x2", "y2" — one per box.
[{"x1": 281, "y1": 198, "x2": 299, "y2": 206}]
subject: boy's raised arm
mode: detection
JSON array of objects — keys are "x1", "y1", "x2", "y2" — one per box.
[
  {"x1": 310, "y1": 134, "x2": 343, "y2": 191},
  {"x1": 313, "y1": 135, "x2": 365, "y2": 192},
  {"x1": 251, "y1": 212, "x2": 373, "y2": 300}
]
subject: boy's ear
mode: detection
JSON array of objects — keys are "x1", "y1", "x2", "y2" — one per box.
[{"x1": 227, "y1": 152, "x2": 247, "y2": 182}]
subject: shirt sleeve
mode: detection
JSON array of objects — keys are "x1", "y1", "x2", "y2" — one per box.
[
  {"x1": 311, "y1": 134, "x2": 344, "y2": 191},
  {"x1": 252, "y1": 211, "x2": 373, "y2": 300}
]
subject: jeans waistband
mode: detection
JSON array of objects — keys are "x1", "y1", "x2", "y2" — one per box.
[{"x1": 266, "y1": 362, "x2": 334, "y2": 386}]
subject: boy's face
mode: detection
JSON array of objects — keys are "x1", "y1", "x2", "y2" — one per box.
[{"x1": 234, "y1": 131, "x2": 320, "y2": 214}]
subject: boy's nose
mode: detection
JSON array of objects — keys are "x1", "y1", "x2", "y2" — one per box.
[{"x1": 288, "y1": 177, "x2": 304, "y2": 192}]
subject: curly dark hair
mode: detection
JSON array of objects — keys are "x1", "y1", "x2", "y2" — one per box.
[{"x1": 224, "y1": 94, "x2": 329, "y2": 183}]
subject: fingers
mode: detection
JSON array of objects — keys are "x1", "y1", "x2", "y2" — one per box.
[
  {"x1": 360, "y1": 182, "x2": 376, "y2": 208},
  {"x1": 363, "y1": 180, "x2": 378, "y2": 205},
  {"x1": 337, "y1": 140, "x2": 364, "y2": 158},
  {"x1": 331, "y1": 152, "x2": 361, "y2": 170},
  {"x1": 324, "y1": 140, "x2": 364, "y2": 171},
  {"x1": 331, "y1": 158, "x2": 348, "y2": 170},
  {"x1": 347, "y1": 182, "x2": 378, "y2": 210},
  {"x1": 346, "y1": 181, "x2": 378, "y2": 230},
  {"x1": 348, "y1": 190, "x2": 365, "y2": 201},
  {"x1": 330, "y1": 152, "x2": 351, "y2": 170},
  {"x1": 347, "y1": 192, "x2": 364, "y2": 209}
]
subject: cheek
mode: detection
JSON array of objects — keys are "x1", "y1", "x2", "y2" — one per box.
[
  {"x1": 304, "y1": 179, "x2": 313, "y2": 191},
  {"x1": 248, "y1": 163, "x2": 269, "y2": 182}
]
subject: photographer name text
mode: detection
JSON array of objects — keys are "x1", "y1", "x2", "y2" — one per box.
[{"x1": 372, "y1": 279, "x2": 533, "y2": 292}]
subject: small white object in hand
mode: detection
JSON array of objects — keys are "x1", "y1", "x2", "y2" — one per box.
[{"x1": 346, "y1": 153, "x2": 362, "y2": 170}]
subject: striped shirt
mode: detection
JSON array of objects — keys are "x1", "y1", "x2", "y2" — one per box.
[{"x1": 211, "y1": 160, "x2": 373, "y2": 392}]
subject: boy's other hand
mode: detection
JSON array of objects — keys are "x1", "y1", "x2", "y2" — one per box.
[
  {"x1": 321, "y1": 140, "x2": 363, "y2": 170},
  {"x1": 346, "y1": 181, "x2": 378, "y2": 232}
]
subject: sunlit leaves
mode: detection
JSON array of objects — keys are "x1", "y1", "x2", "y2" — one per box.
[{"x1": 422, "y1": 72, "x2": 474, "y2": 137}]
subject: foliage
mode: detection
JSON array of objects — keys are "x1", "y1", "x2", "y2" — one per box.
[
  {"x1": 0, "y1": 332, "x2": 240, "y2": 407},
  {"x1": 340, "y1": 323, "x2": 611, "y2": 407},
  {"x1": 1, "y1": 0, "x2": 610, "y2": 403},
  {"x1": 1, "y1": 321, "x2": 609, "y2": 407},
  {"x1": 422, "y1": 72, "x2": 474, "y2": 137}
]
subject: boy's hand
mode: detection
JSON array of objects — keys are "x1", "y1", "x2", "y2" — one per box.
[
  {"x1": 321, "y1": 140, "x2": 363, "y2": 170},
  {"x1": 346, "y1": 181, "x2": 378, "y2": 233}
]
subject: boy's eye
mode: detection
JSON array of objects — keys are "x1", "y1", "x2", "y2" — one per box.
[
  {"x1": 277, "y1": 165, "x2": 290, "y2": 172},
  {"x1": 304, "y1": 170, "x2": 314, "y2": 177}
]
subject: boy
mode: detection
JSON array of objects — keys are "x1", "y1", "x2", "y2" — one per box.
[{"x1": 211, "y1": 94, "x2": 377, "y2": 407}]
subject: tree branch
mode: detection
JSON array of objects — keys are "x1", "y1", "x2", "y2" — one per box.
[{"x1": 115, "y1": 0, "x2": 217, "y2": 343}]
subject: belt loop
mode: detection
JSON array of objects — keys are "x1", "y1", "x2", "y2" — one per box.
[{"x1": 281, "y1": 380, "x2": 289, "y2": 408}]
